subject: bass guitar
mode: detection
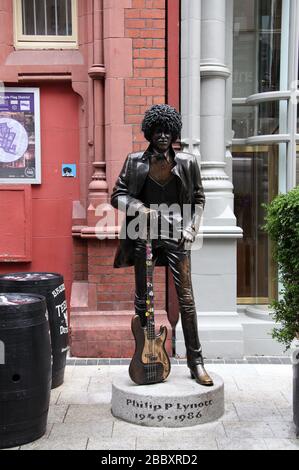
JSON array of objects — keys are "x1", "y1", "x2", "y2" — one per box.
[{"x1": 129, "y1": 233, "x2": 171, "y2": 385}]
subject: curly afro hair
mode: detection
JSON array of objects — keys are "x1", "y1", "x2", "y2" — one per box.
[{"x1": 141, "y1": 104, "x2": 182, "y2": 143}]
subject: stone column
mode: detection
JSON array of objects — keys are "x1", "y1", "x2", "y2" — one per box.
[
  {"x1": 181, "y1": 0, "x2": 201, "y2": 156},
  {"x1": 88, "y1": 0, "x2": 108, "y2": 228},
  {"x1": 177, "y1": 0, "x2": 244, "y2": 359},
  {"x1": 225, "y1": 0, "x2": 234, "y2": 184}
]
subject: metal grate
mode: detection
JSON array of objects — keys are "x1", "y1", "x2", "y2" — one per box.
[{"x1": 22, "y1": 0, "x2": 72, "y2": 36}]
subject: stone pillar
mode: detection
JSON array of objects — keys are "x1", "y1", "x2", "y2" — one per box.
[
  {"x1": 177, "y1": 0, "x2": 244, "y2": 359},
  {"x1": 225, "y1": 0, "x2": 234, "y2": 183},
  {"x1": 181, "y1": 0, "x2": 201, "y2": 156},
  {"x1": 87, "y1": 0, "x2": 108, "y2": 228}
]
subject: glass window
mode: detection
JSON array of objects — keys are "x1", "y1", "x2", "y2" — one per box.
[
  {"x1": 22, "y1": 0, "x2": 72, "y2": 36},
  {"x1": 14, "y1": 0, "x2": 77, "y2": 48},
  {"x1": 232, "y1": 0, "x2": 294, "y2": 305},
  {"x1": 233, "y1": 0, "x2": 256, "y2": 98},
  {"x1": 258, "y1": 0, "x2": 282, "y2": 92},
  {"x1": 232, "y1": 106, "x2": 255, "y2": 138},
  {"x1": 233, "y1": 0, "x2": 282, "y2": 98},
  {"x1": 233, "y1": 100, "x2": 287, "y2": 138},
  {"x1": 232, "y1": 145, "x2": 282, "y2": 303},
  {"x1": 257, "y1": 100, "x2": 284, "y2": 135}
]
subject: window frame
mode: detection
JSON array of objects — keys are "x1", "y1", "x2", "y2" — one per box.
[{"x1": 13, "y1": 0, "x2": 78, "y2": 49}]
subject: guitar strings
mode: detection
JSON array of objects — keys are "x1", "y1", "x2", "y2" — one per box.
[{"x1": 146, "y1": 227, "x2": 155, "y2": 383}]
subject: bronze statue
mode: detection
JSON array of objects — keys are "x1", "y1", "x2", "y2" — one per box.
[{"x1": 111, "y1": 104, "x2": 213, "y2": 386}]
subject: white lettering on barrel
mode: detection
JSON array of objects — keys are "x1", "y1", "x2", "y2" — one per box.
[
  {"x1": 52, "y1": 284, "x2": 65, "y2": 299},
  {"x1": 55, "y1": 300, "x2": 68, "y2": 324},
  {"x1": 60, "y1": 326, "x2": 68, "y2": 335}
]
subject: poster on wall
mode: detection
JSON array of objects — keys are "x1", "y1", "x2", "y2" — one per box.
[{"x1": 0, "y1": 87, "x2": 41, "y2": 184}]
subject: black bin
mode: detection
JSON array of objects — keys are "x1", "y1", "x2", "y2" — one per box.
[
  {"x1": 0, "y1": 273, "x2": 69, "y2": 389},
  {"x1": 294, "y1": 361, "x2": 299, "y2": 436},
  {"x1": 0, "y1": 293, "x2": 52, "y2": 449}
]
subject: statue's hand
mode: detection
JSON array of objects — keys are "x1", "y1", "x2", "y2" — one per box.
[{"x1": 179, "y1": 228, "x2": 195, "y2": 250}]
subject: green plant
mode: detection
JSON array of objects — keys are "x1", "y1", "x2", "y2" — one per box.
[{"x1": 262, "y1": 186, "x2": 299, "y2": 349}]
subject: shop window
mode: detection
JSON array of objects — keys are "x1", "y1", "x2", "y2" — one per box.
[
  {"x1": 232, "y1": 145, "x2": 281, "y2": 304},
  {"x1": 233, "y1": 0, "x2": 282, "y2": 98},
  {"x1": 13, "y1": 0, "x2": 77, "y2": 49}
]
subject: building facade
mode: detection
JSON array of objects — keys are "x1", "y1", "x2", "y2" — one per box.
[{"x1": 0, "y1": 0, "x2": 298, "y2": 358}]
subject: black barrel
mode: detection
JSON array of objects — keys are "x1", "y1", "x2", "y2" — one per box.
[
  {"x1": 0, "y1": 293, "x2": 52, "y2": 449},
  {"x1": 0, "y1": 273, "x2": 69, "y2": 389},
  {"x1": 294, "y1": 361, "x2": 299, "y2": 437}
]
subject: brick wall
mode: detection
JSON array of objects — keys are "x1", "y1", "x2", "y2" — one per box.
[
  {"x1": 77, "y1": 0, "x2": 168, "y2": 314},
  {"x1": 88, "y1": 239, "x2": 166, "y2": 312},
  {"x1": 125, "y1": 0, "x2": 166, "y2": 152},
  {"x1": 87, "y1": 0, "x2": 167, "y2": 314},
  {"x1": 73, "y1": 238, "x2": 88, "y2": 281}
]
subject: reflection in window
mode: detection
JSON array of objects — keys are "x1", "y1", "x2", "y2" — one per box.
[
  {"x1": 233, "y1": 0, "x2": 256, "y2": 98},
  {"x1": 232, "y1": 145, "x2": 280, "y2": 303},
  {"x1": 258, "y1": 0, "x2": 282, "y2": 92},
  {"x1": 233, "y1": 101, "x2": 286, "y2": 138},
  {"x1": 233, "y1": 0, "x2": 282, "y2": 98},
  {"x1": 232, "y1": 106, "x2": 255, "y2": 138},
  {"x1": 258, "y1": 101, "x2": 281, "y2": 135}
]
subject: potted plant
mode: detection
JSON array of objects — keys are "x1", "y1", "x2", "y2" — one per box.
[{"x1": 263, "y1": 185, "x2": 299, "y2": 435}]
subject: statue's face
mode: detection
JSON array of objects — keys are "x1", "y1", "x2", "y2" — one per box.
[{"x1": 151, "y1": 127, "x2": 172, "y2": 153}]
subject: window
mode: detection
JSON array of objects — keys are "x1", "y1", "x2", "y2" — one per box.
[
  {"x1": 232, "y1": 0, "x2": 284, "y2": 304},
  {"x1": 14, "y1": 0, "x2": 77, "y2": 49},
  {"x1": 232, "y1": 144, "x2": 281, "y2": 304}
]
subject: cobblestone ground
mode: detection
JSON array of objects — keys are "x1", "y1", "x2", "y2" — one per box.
[{"x1": 4, "y1": 362, "x2": 299, "y2": 451}]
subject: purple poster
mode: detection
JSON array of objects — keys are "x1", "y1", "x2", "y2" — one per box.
[{"x1": 0, "y1": 87, "x2": 41, "y2": 184}]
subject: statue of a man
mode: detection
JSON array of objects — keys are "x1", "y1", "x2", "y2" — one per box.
[{"x1": 111, "y1": 104, "x2": 213, "y2": 386}]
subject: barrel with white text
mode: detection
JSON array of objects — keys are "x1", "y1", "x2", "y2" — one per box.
[
  {"x1": 0, "y1": 293, "x2": 51, "y2": 448},
  {"x1": 0, "y1": 273, "x2": 69, "y2": 389},
  {"x1": 294, "y1": 362, "x2": 299, "y2": 435}
]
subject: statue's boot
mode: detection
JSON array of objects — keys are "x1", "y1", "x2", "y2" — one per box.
[
  {"x1": 178, "y1": 282, "x2": 214, "y2": 387},
  {"x1": 189, "y1": 363, "x2": 214, "y2": 386}
]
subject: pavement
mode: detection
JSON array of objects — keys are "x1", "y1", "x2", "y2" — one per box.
[{"x1": 4, "y1": 361, "x2": 299, "y2": 451}]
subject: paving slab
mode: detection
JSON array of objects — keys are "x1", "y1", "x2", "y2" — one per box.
[
  {"x1": 21, "y1": 437, "x2": 88, "y2": 451},
  {"x1": 234, "y1": 403, "x2": 284, "y2": 422},
  {"x1": 163, "y1": 421, "x2": 226, "y2": 439},
  {"x1": 87, "y1": 437, "x2": 137, "y2": 450},
  {"x1": 216, "y1": 438, "x2": 267, "y2": 450},
  {"x1": 267, "y1": 421, "x2": 298, "y2": 439},
  {"x1": 50, "y1": 420, "x2": 114, "y2": 439},
  {"x1": 112, "y1": 421, "x2": 165, "y2": 439},
  {"x1": 48, "y1": 405, "x2": 69, "y2": 424},
  {"x1": 223, "y1": 421, "x2": 275, "y2": 439},
  {"x1": 64, "y1": 404, "x2": 113, "y2": 423},
  {"x1": 58, "y1": 391, "x2": 111, "y2": 405},
  {"x1": 264, "y1": 438, "x2": 299, "y2": 450},
  {"x1": 136, "y1": 436, "x2": 218, "y2": 450}
]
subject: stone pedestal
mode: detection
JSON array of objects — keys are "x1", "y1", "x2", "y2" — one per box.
[{"x1": 111, "y1": 367, "x2": 224, "y2": 427}]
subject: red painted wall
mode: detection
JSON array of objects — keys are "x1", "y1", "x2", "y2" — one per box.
[{"x1": 0, "y1": 83, "x2": 80, "y2": 308}]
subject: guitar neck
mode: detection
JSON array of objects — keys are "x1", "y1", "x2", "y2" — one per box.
[{"x1": 145, "y1": 238, "x2": 155, "y2": 340}]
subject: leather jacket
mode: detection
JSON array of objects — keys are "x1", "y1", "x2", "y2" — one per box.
[{"x1": 111, "y1": 145, "x2": 206, "y2": 267}]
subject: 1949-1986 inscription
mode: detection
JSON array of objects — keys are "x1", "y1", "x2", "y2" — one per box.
[{"x1": 126, "y1": 398, "x2": 213, "y2": 423}]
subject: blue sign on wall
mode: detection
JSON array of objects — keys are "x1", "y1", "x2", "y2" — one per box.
[{"x1": 62, "y1": 164, "x2": 77, "y2": 178}]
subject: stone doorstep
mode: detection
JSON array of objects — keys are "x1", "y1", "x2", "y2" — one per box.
[{"x1": 70, "y1": 310, "x2": 173, "y2": 358}]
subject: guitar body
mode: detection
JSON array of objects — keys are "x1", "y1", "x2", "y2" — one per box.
[{"x1": 129, "y1": 315, "x2": 171, "y2": 385}]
